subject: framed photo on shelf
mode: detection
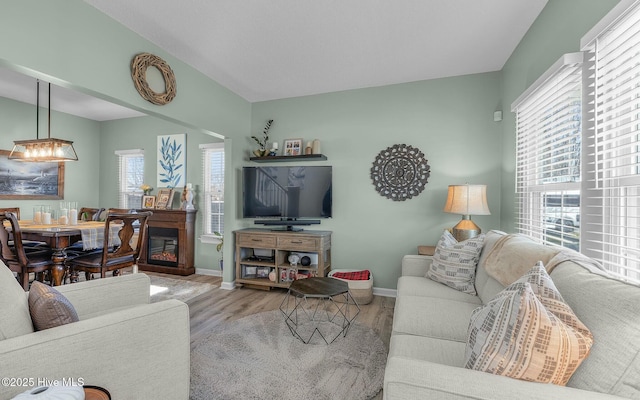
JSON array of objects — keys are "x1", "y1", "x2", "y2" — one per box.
[
  {"x1": 256, "y1": 267, "x2": 270, "y2": 278},
  {"x1": 283, "y1": 138, "x2": 303, "y2": 156},
  {"x1": 142, "y1": 195, "x2": 156, "y2": 209},
  {"x1": 155, "y1": 188, "x2": 174, "y2": 209},
  {"x1": 243, "y1": 266, "x2": 257, "y2": 279}
]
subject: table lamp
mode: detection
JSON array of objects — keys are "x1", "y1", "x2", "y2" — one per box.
[{"x1": 443, "y1": 184, "x2": 490, "y2": 242}]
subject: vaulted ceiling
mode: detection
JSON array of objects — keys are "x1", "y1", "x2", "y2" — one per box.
[
  {"x1": 85, "y1": 0, "x2": 548, "y2": 102},
  {"x1": 1, "y1": 1, "x2": 547, "y2": 120}
]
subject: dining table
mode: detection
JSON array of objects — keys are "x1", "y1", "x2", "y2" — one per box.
[{"x1": 16, "y1": 220, "x2": 122, "y2": 286}]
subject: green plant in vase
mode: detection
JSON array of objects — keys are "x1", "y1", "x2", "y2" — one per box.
[
  {"x1": 214, "y1": 231, "x2": 224, "y2": 270},
  {"x1": 251, "y1": 119, "x2": 273, "y2": 157}
]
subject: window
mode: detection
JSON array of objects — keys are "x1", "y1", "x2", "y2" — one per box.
[
  {"x1": 515, "y1": 0, "x2": 640, "y2": 283},
  {"x1": 115, "y1": 149, "x2": 144, "y2": 209},
  {"x1": 512, "y1": 53, "x2": 584, "y2": 252},
  {"x1": 580, "y1": 0, "x2": 640, "y2": 283},
  {"x1": 200, "y1": 143, "x2": 225, "y2": 235}
]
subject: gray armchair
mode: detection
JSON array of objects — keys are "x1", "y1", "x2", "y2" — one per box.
[{"x1": 0, "y1": 268, "x2": 190, "y2": 399}]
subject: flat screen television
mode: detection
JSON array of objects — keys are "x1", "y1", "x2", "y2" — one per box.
[{"x1": 242, "y1": 166, "x2": 332, "y2": 229}]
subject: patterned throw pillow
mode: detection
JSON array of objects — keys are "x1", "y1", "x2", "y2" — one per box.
[
  {"x1": 427, "y1": 230, "x2": 485, "y2": 295},
  {"x1": 464, "y1": 262, "x2": 593, "y2": 385},
  {"x1": 28, "y1": 281, "x2": 79, "y2": 331},
  {"x1": 514, "y1": 262, "x2": 593, "y2": 339}
]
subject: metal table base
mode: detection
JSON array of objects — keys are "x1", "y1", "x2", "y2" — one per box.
[{"x1": 279, "y1": 279, "x2": 360, "y2": 344}]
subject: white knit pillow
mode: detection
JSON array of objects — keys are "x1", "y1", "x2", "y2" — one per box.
[
  {"x1": 464, "y1": 262, "x2": 593, "y2": 385},
  {"x1": 427, "y1": 230, "x2": 484, "y2": 295}
]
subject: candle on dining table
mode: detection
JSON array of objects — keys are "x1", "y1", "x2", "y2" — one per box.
[
  {"x1": 42, "y1": 212, "x2": 51, "y2": 225},
  {"x1": 69, "y1": 208, "x2": 78, "y2": 225},
  {"x1": 34, "y1": 211, "x2": 42, "y2": 224}
]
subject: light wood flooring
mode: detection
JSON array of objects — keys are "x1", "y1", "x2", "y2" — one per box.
[
  {"x1": 147, "y1": 271, "x2": 395, "y2": 400},
  {"x1": 145, "y1": 272, "x2": 396, "y2": 350}
]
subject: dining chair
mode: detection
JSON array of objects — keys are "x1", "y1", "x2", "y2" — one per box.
[
  {"x1": 0, "y1": 207, "x2": 49, "y2": 250},
  {"x1": 0, "y1": 212, "x2": 53, "y2": 291},
  {"x1": 65, "y1": 207, "x2": 134, "y2": 265},
  {"x1": 0, "y1": 207, "x2": 21, "y2": 219},
  {"x1": 105, "y1": 208, "x2": 142, "y2": 244},
  {"x1": 79, "y1": 207, "x2": 105, "y2": 221},
  {"x1": 107, "y1": 208, "x2": 137, "y2": 214},
  {"x1": 67, "y1": 211, "x2": 152, "y2": 281}
]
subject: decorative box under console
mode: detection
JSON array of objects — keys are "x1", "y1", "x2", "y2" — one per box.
[
  {"x1": 234, "y1": 228, "x2": 332, "y2": 290},
  {"x1": 137, "y1": 209, "x2": 196, "y2": 275}
]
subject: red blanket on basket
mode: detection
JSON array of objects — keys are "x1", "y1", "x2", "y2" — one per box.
[{"x1": 332, "y1": 270, "x2": 370, "y2": 280}]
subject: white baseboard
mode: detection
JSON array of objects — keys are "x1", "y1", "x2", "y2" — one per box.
[
  {"x1": 195, "y1": 268, "x2": 233, "y2": 289},
  {"x1": 373, "y1": 287, "x2": 397, "y2": 298},
  {"x1": 220, "y1": 281, "x2": 235, "y2": 291},
  {"x1": 195, "y1": 268, "x2": 222, "y2": 277}
]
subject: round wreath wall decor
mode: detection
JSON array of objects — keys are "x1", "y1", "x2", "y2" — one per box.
[
  {"x1": 131, "y1": 52, "x2": 177, "y2": 105},
  {"x1": 370, "y1": 144, "x2": 431, "y2": 201}
]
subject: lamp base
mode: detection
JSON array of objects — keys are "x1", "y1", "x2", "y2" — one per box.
[{"x1": 452, "y1": 216, "x2": 482, "y2": 242}]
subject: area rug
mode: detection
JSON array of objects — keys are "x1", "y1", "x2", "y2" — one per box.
[
  {"x1": 148, "y1": 275, "x2": 217, "y2": 303},
  {"x1": 190, "y1": 310, "x2": 387, "y2": 400}
]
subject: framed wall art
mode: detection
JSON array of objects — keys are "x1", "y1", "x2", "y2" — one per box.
[
  {"x1": 0, "y1": 150, "x2": 64, "y2": 199},
  {"x1": 157, "y1": 134, "x2": 185, "y2": 188},
  {"x1": 370, "y1": 144, "x2": 430, "y2": 202}
]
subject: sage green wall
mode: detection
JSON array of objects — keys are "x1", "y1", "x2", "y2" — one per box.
[
  {"x1": 0, "y1": 0, "x2": 250, "y2": 282},
  {"x1": 0, "y1": 0, "x2": 625, "y2": 290},
  {"x1": 247, "y1": 73, "x2": 503, "y2": 289},
  {"x1": 499, "y1": 0, "x2": 619, "y2": 232},
  {"x1": 0, "y1": 96, "x2": 101, "y2": 215},
  {"x1": 98, "y1": 116, "x2": 224, "y2": 272},
  {"x1": 0, "y1": 0, "x2": 250, "y2": 141}
]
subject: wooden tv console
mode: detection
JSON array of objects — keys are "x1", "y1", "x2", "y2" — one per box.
[{"x1": 234, "y1": 228, "x2": 332, "y2": 290}]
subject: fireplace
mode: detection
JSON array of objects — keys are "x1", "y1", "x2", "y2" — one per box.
[
  {"x1": 137, "y1": 209, "x2": 196, "y2": 276},
  {"x1": 147, "y1": 227, "x2": 179, "y2": 268}
]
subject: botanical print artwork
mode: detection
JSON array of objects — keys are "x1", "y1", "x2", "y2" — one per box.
[{"x1": 157, "y1": 134, "x2": 185, "y2": 188}]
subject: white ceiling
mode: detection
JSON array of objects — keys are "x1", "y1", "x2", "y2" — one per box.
[
  {"x1": 0, "y1": 1, "x2": 547, "y2": 121},
  {"x1": 0, "y1": 67, "x2": 144, "y2": 121},
  {"x1": 85, "y1": 0, "x2": 547, "y2": 103},
  {"x1": 0, "y1": 67, "x2": 145, "y2": 122}
]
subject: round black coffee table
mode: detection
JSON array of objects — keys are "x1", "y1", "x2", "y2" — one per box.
[{"x1": 279, "y1": 277, "x2": 360, "y2": 344}]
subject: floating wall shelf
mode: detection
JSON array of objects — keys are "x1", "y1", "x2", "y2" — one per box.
[{"x1": 249, "y1": 154, "x2": 328, "y2": 162}]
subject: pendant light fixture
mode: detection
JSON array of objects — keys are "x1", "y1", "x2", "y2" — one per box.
[{"x1": 9, "y1": 80, "x2": 78, "y2": 162}]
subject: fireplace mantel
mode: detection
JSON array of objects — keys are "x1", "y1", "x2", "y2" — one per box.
[{"x1": 137, "y1": 209, "x2": 196, "y2": 275}]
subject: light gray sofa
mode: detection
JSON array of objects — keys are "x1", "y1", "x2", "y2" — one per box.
[
  {"x1": 384, "y1": 230, "x2": 640, "y2": 400},
  {"x1": 0, "y1": 266, "x2": 190, "y2": 400}
]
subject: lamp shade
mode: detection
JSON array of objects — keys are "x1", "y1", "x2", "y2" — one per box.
[{"x1": 443, "y1": 184, "x2": 490, "y2": 216}]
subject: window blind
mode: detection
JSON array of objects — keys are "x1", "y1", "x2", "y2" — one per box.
[
  {"x1": 580, "y1": 0, "x2": 640, "y2": 283},
  {"x1": 200, "y1": 143, "x2": 225, "y2": 235},
  {"x1": 512, "y1": 53, "x2": 583, "y2": 250},
  {"x1": 115, "y1": 149, "x2": 144, "y2": 209}
]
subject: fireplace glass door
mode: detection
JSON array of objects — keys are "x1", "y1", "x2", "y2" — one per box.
[{"x1": 147, "y1": 227, "x2": 179, "y2": 267}]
